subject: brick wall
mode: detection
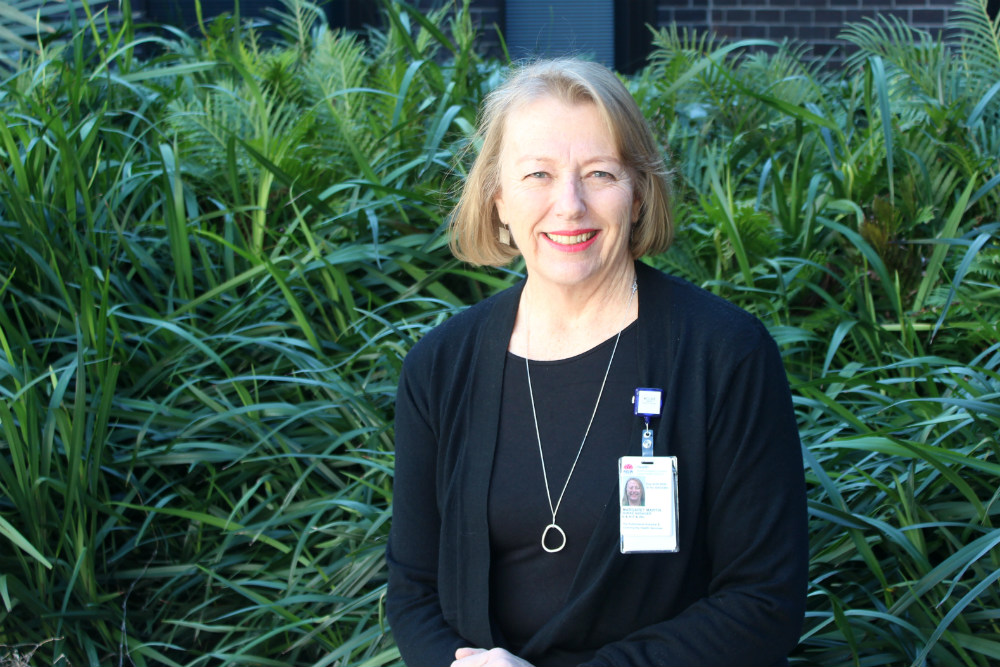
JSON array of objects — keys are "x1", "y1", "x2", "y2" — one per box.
[
  {"x1": 657, "y1": 0, "x2": 957, "y2": 63},
  {"x1": 467, "y1": 2, "x2": 505, "y2": 59}
]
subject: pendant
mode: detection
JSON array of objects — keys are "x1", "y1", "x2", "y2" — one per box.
[{"x1": 541, "y1": 523, "x2": 567, "y2": 553}]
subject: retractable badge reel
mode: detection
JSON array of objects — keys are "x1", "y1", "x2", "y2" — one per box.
[
  {"x1": 620, "y1": 387, "x2": 679, "y2": 553},
  {"x1": 633, "y1": 388, "x2": 661, "y2": 457}
]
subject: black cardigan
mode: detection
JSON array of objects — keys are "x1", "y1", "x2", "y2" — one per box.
[{"x1": 387, "y1": 261, "x2": 808, "y2": 666}]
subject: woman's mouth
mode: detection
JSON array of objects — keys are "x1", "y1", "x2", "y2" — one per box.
[{"x1": 543, "y1": 231, "x2": 597, "y2": 245}]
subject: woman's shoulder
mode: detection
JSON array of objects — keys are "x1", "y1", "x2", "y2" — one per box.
[
  {"x1": 637, "y1": 262, "x2": 773, "y2": 358},
  {"x1": 402, "y1": 279, "x2": 523, "y2": 371},
  {"x1": 640, "y1": 263, "x2": 766, "y2": 328}
]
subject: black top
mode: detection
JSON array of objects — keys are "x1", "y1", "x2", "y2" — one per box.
[
  {"x1": 386, "y1": 262, "x2": 808, "y2": 666},
  {"x1": 489, "y1": 324, "x2": 639, "y2": 651}
]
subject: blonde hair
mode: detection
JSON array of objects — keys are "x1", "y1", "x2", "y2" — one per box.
[{"x1": 449, "y1": 58, "x2": 673, "y2": 267}]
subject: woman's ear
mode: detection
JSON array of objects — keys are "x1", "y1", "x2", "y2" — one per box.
[{"x1": 495, "y1": 189, "x2": 507, "y2": 223}]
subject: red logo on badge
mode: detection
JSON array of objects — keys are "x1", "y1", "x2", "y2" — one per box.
[{"x1": 623, "y1": 464, "x2": 633, "y2": 471}]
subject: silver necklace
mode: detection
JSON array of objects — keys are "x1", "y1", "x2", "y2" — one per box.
[{"x1": 525, "y1": 278, "x2": 638, "y2": 553}]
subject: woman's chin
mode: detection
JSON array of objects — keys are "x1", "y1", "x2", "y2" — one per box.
[{"x1": 528, "y1": 260, "x2": 623, "y2": 291}]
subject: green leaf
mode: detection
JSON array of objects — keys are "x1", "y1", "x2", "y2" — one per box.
[{"x1": 0, "y1": 514, "x2": 52, "y2": 568}]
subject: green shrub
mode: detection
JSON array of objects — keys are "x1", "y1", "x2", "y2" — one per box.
[
  {"x1": 0, "y1": 0, "x2": 490, "y2": 664},
  {"x1": 0, "y1": 0, "x2": 997, "y2": 665},
  {"x1": 637, "y1": 1, "x2": 1000, "y2": 663}
]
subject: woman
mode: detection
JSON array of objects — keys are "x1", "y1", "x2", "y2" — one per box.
[
  {"x1": 622, "y1": 478, "x2": 645, "y2": 507},
  {"x1": 386, "y1": 58, "x2": 807, "y2": 667}
]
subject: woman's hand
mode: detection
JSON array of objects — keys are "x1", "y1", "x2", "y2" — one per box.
[{"x1": 451, "y1": 647, "x2": 534, "y2": 667}]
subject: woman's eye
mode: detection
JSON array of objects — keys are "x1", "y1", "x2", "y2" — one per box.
[
  {"x1": 591, "y1": 170, "x2": 614, "y2": 179},
  {"x1": 525, "y1": 171, "x2": 548, "y2": 179}
]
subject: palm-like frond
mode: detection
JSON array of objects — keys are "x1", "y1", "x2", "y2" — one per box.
[
  {"x1": 263, "y1": 0, "x2": 325, "y2": 48},
  {"x1": 645, "y1": 22, "x2": 726, "y2": 74},
  {"x1": 951, "y1": 0, "x2": 1000, "y2": 84},
  {"x1": 300, "y1": 28, "x2": 381, "y2": 178},
  {"x1": 841, "y1": 14, "x2": 950, "y2": 86},
  {"x1": 952, "y1": 0, "x2": 1000, "y2": 180}
]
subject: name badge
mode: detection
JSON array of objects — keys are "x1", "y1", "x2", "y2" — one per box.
[{"x1": 618, "y1": 456, "x2": 679, "y2": 553}]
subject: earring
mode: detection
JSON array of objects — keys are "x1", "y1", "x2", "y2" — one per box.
[{"x1": 499, "y1": 223, "x2": 511, "y2": 246}]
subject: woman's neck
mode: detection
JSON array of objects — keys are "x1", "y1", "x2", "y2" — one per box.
[{"x1": 509, "y1": 265, "x2": 638, "y2": 361}]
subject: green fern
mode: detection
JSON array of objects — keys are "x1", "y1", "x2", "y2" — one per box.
[
  {"x1": 952, "y1": 0, "x2": 1000, "y2": 83},
  {"x1": 952, "y1": 0, "x2": 1000, "y2": 201},
  {"x1": 840, "y1": 14, "x2": 950, "y2": 98},
  {"x1": 300, "y1": 28, "x2": 378, "y2": 176},
  {"x1": 646, "y1": 23, "x2": 726, "y2": 73},
  {"x1": 965, "y1": 245, "x2": 1000, "y2": 282},
  {"x1": 263, "y1": 0, "x2": 325, "y2": 50}
]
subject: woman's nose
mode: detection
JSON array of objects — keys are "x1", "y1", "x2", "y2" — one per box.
[{"x1": 554, "y1": 176, "x2": 586, "y2": 219}]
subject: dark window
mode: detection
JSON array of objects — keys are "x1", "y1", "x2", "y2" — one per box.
[
  {"x1": 135, "y1": 0, "x2": 379, "y2": 34},
  {"x1": 326, "y1": 0, "x2": 381, "y2": 33},
  {"x1": 504, "y1": 0, "x2": 614, "y2": 67},
  {"x1": 614, "y1": 0, "x2": 656, "y2": 74}
]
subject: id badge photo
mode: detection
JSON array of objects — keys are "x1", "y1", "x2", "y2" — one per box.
[{"x1": 618, "y1": 455, "x2": 679, "y2": 553}]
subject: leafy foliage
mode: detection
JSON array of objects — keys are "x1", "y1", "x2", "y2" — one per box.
[
  {"x1": 0, "y1": 1, "x2": 998, "y2": 666},
  {"x1": 0, "y1": 1, "x2": 489, "y2": 665},
  {"x1": 638, "y1": 3, "x2": 1000, "y2": 664}
]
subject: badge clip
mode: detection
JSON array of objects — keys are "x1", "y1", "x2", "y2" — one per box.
[{"x1": 633, "y1": 388, "x2": 662, "y2": 458}]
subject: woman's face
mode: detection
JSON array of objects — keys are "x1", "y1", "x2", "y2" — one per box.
[
  {"x1": 494, "y1": 96, "x2": 639, "y2": 293},
  {"x1": 626, "y1": 479, "x2": 642, "y2": 503}
]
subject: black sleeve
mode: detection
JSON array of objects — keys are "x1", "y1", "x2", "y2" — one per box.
[
  {"x1": 386, "y1": 354, "x2": 468, "y2": 666},
  {"x1": 583, "y1": 333, "x2": 808, "y2": 666}
]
